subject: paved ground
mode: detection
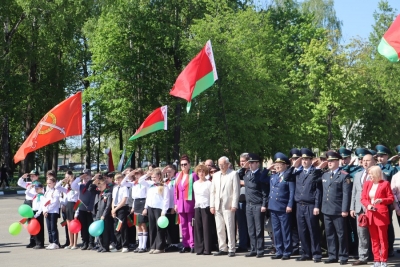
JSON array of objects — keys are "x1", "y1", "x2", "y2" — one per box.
[{"x1": 1, "y1": 195, "x2": 400, "y2": 267}]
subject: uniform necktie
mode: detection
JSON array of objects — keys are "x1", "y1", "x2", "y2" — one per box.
[
  {"x1": 304, "y1": 170, "x2": 307, "y2": 175},
  {"x1": 114, "y1": 186, "x2": 120, "y2": 206},
  {"x1": 330, "y1": 172, "x2": 333, "y2": 179}
]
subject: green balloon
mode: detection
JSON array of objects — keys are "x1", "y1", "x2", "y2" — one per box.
[
  {"x1": 9, "y1": 222, "x2": 22, "y2": 236},
  {"x1": 157, "y1": 216, "x2": 169, "y2": 228},
  {"x1": 18, "y1": 204, "x2": 34, "y2": 218}
]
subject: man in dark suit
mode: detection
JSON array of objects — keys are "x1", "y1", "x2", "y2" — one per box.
[
  {"x1": 294, "y1": 148, "x2": 323, "y2": 263},
  {"x1": 243, "y1": 153, "x2": 269, "y2": 258},
  {"x1": 321, "y1": 151, "x2": 352, "y2": 265}
]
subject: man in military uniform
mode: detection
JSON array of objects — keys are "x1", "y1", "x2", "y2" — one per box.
[
  {"x1": 294, "y1": 148, "x2": 323, "y2": 263},
  {"x1": 339, "y1": 147, "x2": 361, "y2": 178},
  {"x1": 289, "y1": 148, "x2": 301, "y2": 255},
  {"x1": 394, "y1": 145, "x2": 400, "y2": 172},
  {"x1": 376, "y1": 144, "x2": 397, "y2": 257},
  {"x1": 243, "y1": 153, "x2": 269, "y2": 258},
  {"x1": 321, "y1": 151, "x2": 352, "y2": 265},
  {"x1": 338, "y1": 147, "x2": 359, "y2": 259}
]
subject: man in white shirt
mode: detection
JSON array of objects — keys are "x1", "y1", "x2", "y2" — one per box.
[
  {"x1": 210, "y1": 156, "x2": 240, "y2": 257},
  {"x1": 111, "y1": 173, "x2": 129, "y2": 253}
]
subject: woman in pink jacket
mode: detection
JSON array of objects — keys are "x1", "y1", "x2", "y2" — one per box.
[
  {"x1": 174, "y1": 155, "x2": 199, "y2": 253},
  {"x1": 361, "y1": 166, "x2": 394, "y2": 267}
]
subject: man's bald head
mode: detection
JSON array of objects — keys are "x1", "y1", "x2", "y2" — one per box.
[{"x1": 362, "y1": 154, "x2": 375, "y2": 169}]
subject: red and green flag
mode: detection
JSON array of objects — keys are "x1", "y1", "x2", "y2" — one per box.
[
  {"x1": 73, "y1": 200, "x2": 82, "y2": 211},
  {"x1": 378, "y1": 14, "x2": 400, "y2": 62},
  {"x1": 175, "y1": 214, "x2": 180, "y2": 225},
  {"x1": 115, "y1": 218, "x2": 123, "y2": 231},
  {"x1": 129, "y1": 106, "x2": 168, "y2": 141},
  {"x1": 60, "y1": 220, "x2": 67, "y2": 227},
  {"x1": 169, "y1": 40, "x2": 218, "y2": 112},
  {"x1": 19, "y1": 218, "x2": 28, "y2": 224},
  {"x1": 127, "y1": 215, "x2": 134, "y2": 228}
]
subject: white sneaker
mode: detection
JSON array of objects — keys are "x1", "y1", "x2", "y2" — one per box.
[
  {"x1": 46, "y1": 243, "x2": 54, "y2": 250},
  {"x1": 110, "y1": 248, "x2": 118, "y2": 253},
  {"x1": 109, "y1": 243, "x2": 116, "y2": 250},
  {"x1": 48, "y1": 243, "x2": 59, "y2": 250},
  {"x1": 371, "y1": 262, "x2": 380, "y2": 267},
  {"x1": 380, "y1": 262, "x2": 387, "y2": 267},
  {"x1": 121, "y1": 248, "x2": 129, "y2": 253}
]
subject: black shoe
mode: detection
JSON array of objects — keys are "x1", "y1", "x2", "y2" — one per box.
[
  {"x1": 271, "y1": 255, "x2": 283, "y2": 259},
  {"x1": 282, "y1": 255, "x2": 290, "y2": 260},
  {"x1": 203, "y1": 252, "x2": 211, "y2": 255},
  {"x1": 236, "y1": 247, "x2": 248, "y2": 253},
  {"x1": 228, "y1": 252, "x2": 235, "y2": 257},
  {"x1": 292, "y1": 250, "x2": 300, "y2": 256},
  {"x1": 180, "y1": 247, "x2": 191, "y2": 253},
  {"x1": 297, "y1": 256, "x2": 312, "y2": 261},
  {"x1": 324, "y1": 259, "x2": 338, "y2": 264},
  {"x1": 340, "y1": 260, "x2": 348, "y2": 265},
  {"x1": 33, "y1": 245, "x2": 45, "y2": 249},
  {"x1": 165, "y1": 245, "x2": 180, "y2": 252},
  {"x1": 214, "y1": 251, "x2": 228, "y2": 256},
  {"x1": 191, "y1": 247, "x2": 195, "y2": 253},
  {"x1": 81, "y1": 243, "x2": 88, "y2": 250},
  {"x1": 245, "y1": 252, "x2": 257, "y2": 257},
  {"x1": 87, "y1": 243, "x2": 95, "y2": 250},
  {"x1": 256, "y1": 254, "x2": 264, "y2": 258},
  {"x1": 60, "y1": 243, "x2": 70, "y2": 248},
  {"x1": 196, "y1": 252, "x2": 203, "y2": 255},
  {"x1": 26, "y1": 243, "x2": 35, "y2": 248},
  {"x1": 351, "y1": 260, "x2": 367, "y2": 266},
  {"x1": 397, "y1": 249, "x2": 400, "y2": 254},
  {"x1": 138, "y1": 248, "x2": 146, "y2": 253},
  {"x1": 133, "y1": 247, "x2": 140, "y2": 253},
  {"x1": 314, "y1": 259, "x2": 322, "y2": 263}
]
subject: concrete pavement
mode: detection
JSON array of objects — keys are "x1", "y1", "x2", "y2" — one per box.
[{"x1": 1, "y1": 195, "x2": 400, "y2": 267}]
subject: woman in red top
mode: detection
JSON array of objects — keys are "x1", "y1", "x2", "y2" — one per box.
[{"x1": 361, "y1": 166, "x2": 394, "y2": 267}]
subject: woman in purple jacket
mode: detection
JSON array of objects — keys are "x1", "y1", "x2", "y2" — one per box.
[{"x1": 174, "y1": 155, "x2": 199, "y2": 253}]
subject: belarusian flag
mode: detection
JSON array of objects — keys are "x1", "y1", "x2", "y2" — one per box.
[
  {"x1": 73, "y1": 200, "x2": 82, "y2": 211},
  {"x1": 169, "y1": 40, "x2": 218, "y2": 112},
  {"x1": 115, "y1": 218, "x2": 123, "y2": 231},
  {"x1": 378, "y1": 14, "x2": 400, "y2": 62},
  {"x1": 129, "y1": 106, "x2": 168, "y2": 141},
  {"x1": 127, "y1": 215, "x2": 134, "y2": 228}
]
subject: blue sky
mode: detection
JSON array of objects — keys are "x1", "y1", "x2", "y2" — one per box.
[{"x1": 334, "y1": 0, "x2": 399, "y2": 43}]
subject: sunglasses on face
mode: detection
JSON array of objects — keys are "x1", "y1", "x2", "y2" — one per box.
[
  {"x1": 181, "y1": 163, "x2": 188, "y2": 167},
  {"x1": 210, "y1": 170, "x2": 216, "y2": 174}
]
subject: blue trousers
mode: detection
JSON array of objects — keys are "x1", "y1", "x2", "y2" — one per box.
[
  {"x1": 270, "y1": 210, "x2": 292, "y2": 256},
  {"x1": 46, "y1": 213, "x2": 59, "y2": 244}
]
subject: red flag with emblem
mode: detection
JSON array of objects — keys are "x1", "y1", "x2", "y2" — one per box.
[{"x1": 14, "y1": 92, "x2": 82, "y2": 163}]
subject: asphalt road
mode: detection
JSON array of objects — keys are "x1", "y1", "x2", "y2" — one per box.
[{"x1": 1, "y1": 195, "x2": 400, "y2": 267}]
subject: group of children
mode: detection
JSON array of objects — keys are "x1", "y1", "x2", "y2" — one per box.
[{"x1": 18, "y1": 158, "x2": 215, "y2": 254}]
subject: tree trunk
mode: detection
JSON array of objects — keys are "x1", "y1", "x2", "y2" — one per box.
[
  {"x1": 173, "y1": 103, "x2": 181, "y2": 161},
  {"x1": 52, "y1": 144, "x2": 58, "y2": 173},
  {"x1": 155, "y1": 144, "x2": 160, "y2": 167}
]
